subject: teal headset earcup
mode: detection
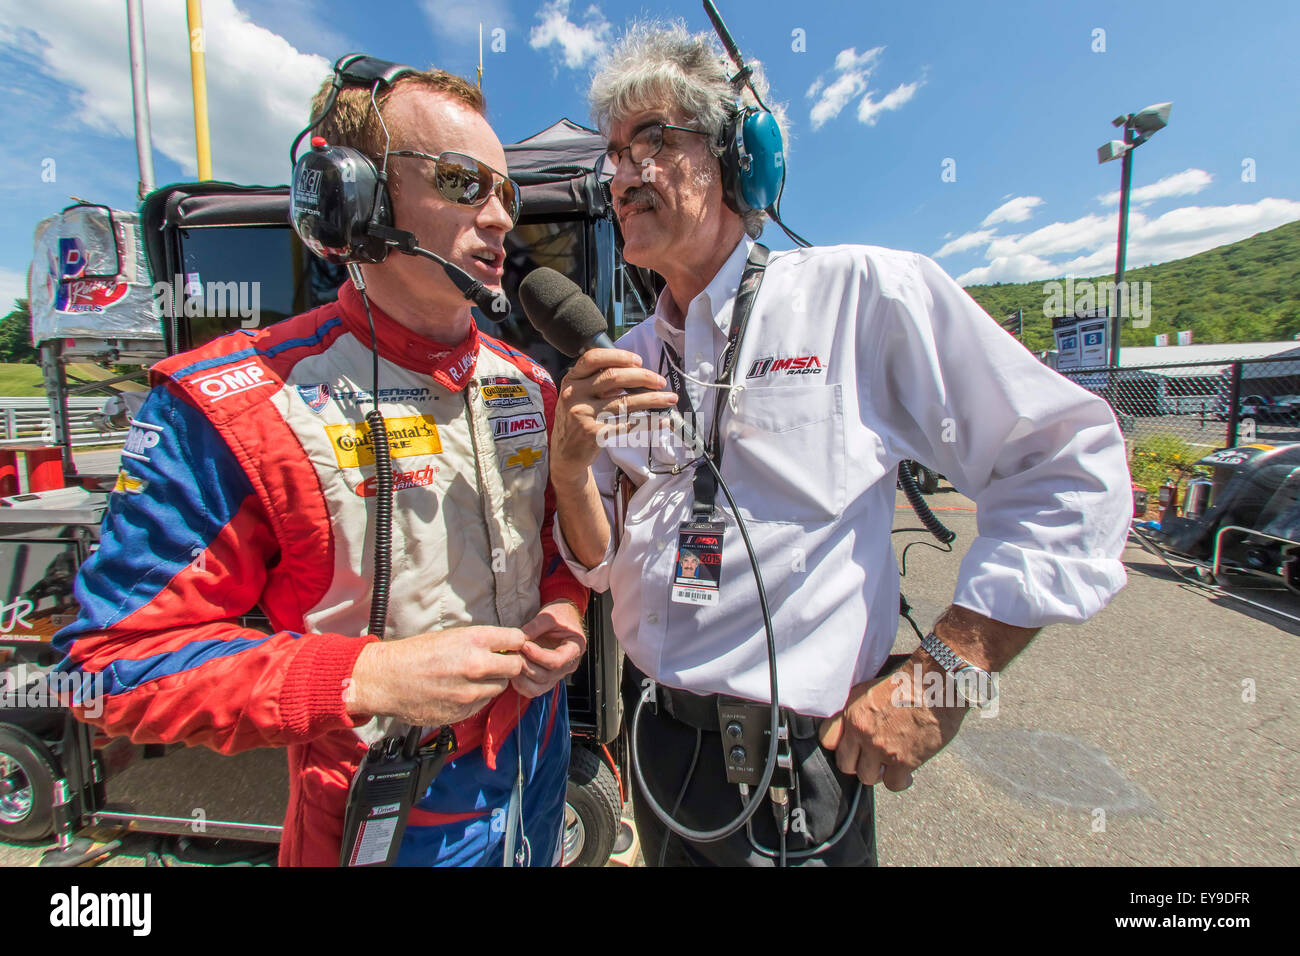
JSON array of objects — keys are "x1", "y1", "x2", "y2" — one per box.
[{"x1": 721, "y1": 109, "x2": 785, "y2": 216}]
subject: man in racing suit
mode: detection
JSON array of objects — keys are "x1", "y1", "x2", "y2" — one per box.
[{"x1": 53, "y1": 70, "x2": 588, "y2": 867}]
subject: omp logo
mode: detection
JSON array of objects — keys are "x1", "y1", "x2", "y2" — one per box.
[
  {"x1": 121, "y1": 418, "x2": 164, "y2": 462},
  {"x1": 192, "y1": 361, "x2": 274, "y2": 402},
  {"x1": 325, "y1": 415, "x2": 442, "y2": 468},
  {"x1": 356, "y1": 464, "x2": 438, "y2": 497},
  {"x1": 491, "y1": 413, "x2": 545, "y2": 440},
  {"x1": 747, "y1": 355, "x2": 824, "y2": 378}
]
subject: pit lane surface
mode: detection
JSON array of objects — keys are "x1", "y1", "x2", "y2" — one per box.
[{"x1": 2, "y1": 484, "x2": 1296, "y2": 866}]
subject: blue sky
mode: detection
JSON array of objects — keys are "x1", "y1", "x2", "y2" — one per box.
[{"x1": 1, "y1": 0, "x2": 1298, "y2": 312}]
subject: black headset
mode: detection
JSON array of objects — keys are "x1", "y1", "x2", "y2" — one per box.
[{"x1": 288, "y1": 54, "x2": 419, "y2": 265}]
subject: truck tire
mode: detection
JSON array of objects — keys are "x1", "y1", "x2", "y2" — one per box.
[
  {"x1": 0, "y1": 724, "x2": 60, "y2": 842},
  {"x1": 562, "y1": 746, "x2": 620, "y2": 867}
]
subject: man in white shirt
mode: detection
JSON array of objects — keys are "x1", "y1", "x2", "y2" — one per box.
[{"x1": 549, "y1": 22, "x2": 1131, "y2": 866}]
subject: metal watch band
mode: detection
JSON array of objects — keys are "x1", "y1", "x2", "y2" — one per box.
[{"x1": 920, "y1": 631, "x2": 967, "y2": 673}]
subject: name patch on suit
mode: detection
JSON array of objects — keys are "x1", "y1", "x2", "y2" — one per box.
[{"x1": 325, "y1": 415, "x2": 442, "y2": 468}]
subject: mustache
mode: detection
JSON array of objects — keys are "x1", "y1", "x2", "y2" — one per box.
[{"x1": 619, "y1": 186, "x2": 659, "y2": 214}]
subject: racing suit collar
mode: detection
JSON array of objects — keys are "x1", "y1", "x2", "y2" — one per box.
[{"x1": 336, "y1": 280, "x2": 479, "y2": 392}]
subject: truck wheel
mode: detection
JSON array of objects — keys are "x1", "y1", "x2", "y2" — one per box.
[
  {"x1": 0, "y1": 724, "x2": 60, "y2": 842},
  {"x1": 562, "y1": 746, "x2": 620, "y2": 867}
]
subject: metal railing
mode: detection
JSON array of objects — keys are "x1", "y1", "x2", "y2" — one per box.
[{"x1": 0, "y1": 397, "x2": 129, "y2": 448}]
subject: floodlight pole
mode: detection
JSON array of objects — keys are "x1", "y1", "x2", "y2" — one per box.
[{"x1": 1111, "y1": 122, "x2": 1136, "y2": 368}]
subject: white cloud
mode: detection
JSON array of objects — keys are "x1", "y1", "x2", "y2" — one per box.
[
  {"x1": 956, "y1": 254, "x2": 1058, "y2": 286},
  {"x1": 955, "y1": 198, "x2": 1300, "y2": 285},
  {"x1": 1099, "y1": 167, "x2": 1212, "y2": 207},
  {"x1": 0, "y1": 267, "x2": 29, "y2": 311},
  {"x1": 984, "y1": 214, "x2": 1114, "y2": 261},
  {"x1": 421, "y1": 0, "x2": 513, "y2": 45},
  {"x1": 809, "y1": 65, "x2": 870, "y2": 130},
  {"x1": 529, "y1": 0, "x2": 611, "y2": 70},
  {"x1": 981, "y1": 195, "x2": 1044, "y2": 227},
  {"x1": 806, "y1": 46, "x2": 923, "y2": 131},
  {"x1": 855, "y1": 78, "x2": 923, "y2": 126},
  {"x1": 0, "y1": 0, "x2": 330, "y2": 185},
  {"x1": 933, "y1": 229, "x2": 996, "y2": 258}
]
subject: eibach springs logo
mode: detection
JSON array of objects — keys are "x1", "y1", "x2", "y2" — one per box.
[{"x1": 745, "y1": 354, "x2": 825, "y2": 378}]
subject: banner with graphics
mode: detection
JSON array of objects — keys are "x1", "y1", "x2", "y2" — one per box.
[{"x1": 27, "y1": 204, "x2": 162, "y2": 344}]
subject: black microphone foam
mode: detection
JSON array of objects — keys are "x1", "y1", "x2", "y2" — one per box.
[{"x1": 519, "y1": 267, "x2": 614, "y2": 357}]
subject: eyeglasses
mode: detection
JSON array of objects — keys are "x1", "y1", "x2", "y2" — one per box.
[
  {"x1": 602, "y1": 123, "x2": 709, "y2": 177},
  {"x1": 387, "y1": 149, "x2": 522, "y2": 223}
]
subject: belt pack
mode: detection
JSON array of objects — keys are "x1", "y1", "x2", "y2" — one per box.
[{"x1": 641, "y1": 653, "x2": 913, "y2": 740}]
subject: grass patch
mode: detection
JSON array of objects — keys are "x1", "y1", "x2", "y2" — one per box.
[
  {"x1": 0, "y1": 362, "x2": 45, "y2": 396},
  {"x1": 1129, "y1": 434, "x2": 1211, "y2": 498}
]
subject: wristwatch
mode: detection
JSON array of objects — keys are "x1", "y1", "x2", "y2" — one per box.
[{"x1": 920, "y1": 631, "x2": 998, "y2": 709}]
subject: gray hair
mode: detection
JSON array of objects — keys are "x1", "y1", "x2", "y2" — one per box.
[{"x1": 589, "y1": 20, "x2": 788, "y2": 238}]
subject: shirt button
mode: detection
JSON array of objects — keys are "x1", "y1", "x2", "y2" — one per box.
[
  {"x1": 646, "y1": 613, "x2": 659, "y2": 625},
  {"x1": 655, "y1": 540, "x2": 666, "y2": 552}
]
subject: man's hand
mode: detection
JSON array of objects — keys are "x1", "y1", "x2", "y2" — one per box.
[
  {"x1": 512, "y1": 600, "x2": 588, "y2": 698},
  {"x1": 550, "y1": 348, "x2": 677, "y2": 485},
  {"x1": 344, "y1": 625, "x2": 528, "y2": 727},
  {"x1": 817, "y1": 653, "x2": 970, "y2": 791}
]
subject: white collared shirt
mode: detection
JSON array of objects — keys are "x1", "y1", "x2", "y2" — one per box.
[{"x1": 556, "y1": 236, "x2": 1130, "y2": 717}]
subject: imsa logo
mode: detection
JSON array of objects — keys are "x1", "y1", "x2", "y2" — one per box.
[{"x1": 745, "y1": 355, "x2": 824, "y2": 378}]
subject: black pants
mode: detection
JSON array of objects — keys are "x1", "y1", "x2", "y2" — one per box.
[{"x1": 622, "y1": 664, "x2": 882, "y2": 867}]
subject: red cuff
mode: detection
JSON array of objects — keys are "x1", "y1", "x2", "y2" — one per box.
[
  {"x1": 280, "y1": 633, "x2": 380, "y2": 741},
  {"x1": 540, "y1": 577, "x2": 590, "y2": 617}
]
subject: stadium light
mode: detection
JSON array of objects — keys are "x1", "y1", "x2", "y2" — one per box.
[{"x1": 1096, "y1": 102, "x2": 1173, "y2": 367}]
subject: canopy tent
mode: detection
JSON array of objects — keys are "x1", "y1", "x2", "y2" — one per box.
[{"x1": 505, "y1": 118, "x2": 610, "y2": 220}]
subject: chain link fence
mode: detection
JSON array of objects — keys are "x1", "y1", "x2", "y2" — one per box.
[{"x1": 1059, "y1": 355, "x2": 1300, "y2": 496}]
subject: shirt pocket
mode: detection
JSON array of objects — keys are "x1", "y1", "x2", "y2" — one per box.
[{"x1": 721, "y1": 383, "x2": 846, "y2": 524}]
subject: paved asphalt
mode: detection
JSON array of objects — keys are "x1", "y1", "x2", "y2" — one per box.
[{"x1": 2, "y1": 483, "x2": 1295, "y2": 866}]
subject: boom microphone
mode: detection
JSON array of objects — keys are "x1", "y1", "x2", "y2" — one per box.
[
  {"x1": 407, "y1": 245, "x2": 509, "y2": 318},
  {"x1": 518, "y1": 267, "x2": 614, "y2": 356}
]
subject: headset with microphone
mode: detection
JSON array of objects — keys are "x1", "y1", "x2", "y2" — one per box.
[
  {"x1": 288, "y1": 53, "x2": 509, "y2": 316},
  {"x1": 703, "y1": 0, "x2": 810, "y2": 247}
]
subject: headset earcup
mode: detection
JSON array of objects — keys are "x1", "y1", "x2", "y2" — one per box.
[
  {"x1": 738, "y1": 111, "x2": 785, "y2": 214},
  {"x1": 289, "y1": 144, "x2": 389, "y2": 264},
  {"x1": 718, "y1": 115, "x2": 749, "y2": 216}
]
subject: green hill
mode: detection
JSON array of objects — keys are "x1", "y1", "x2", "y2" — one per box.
[{"x1": 962, "y1": 219, "x2": 1300, "y2": 352}]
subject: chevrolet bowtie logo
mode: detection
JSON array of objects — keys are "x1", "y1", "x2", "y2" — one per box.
[{"x1": 507, "y1": 447, "x2": 543, "y2": 468}]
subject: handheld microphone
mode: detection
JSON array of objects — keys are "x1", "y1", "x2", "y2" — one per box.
[
  {"x1": 518, "y1": 267, "x2": 616, "y2": 356},
  {"x1": 520, "y1": 267, "x2": 702, "y2": 452}
]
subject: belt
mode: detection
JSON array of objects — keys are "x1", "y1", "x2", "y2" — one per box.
[{"x1": 636, "y1": 653, "x2": 913, "y2": 740}]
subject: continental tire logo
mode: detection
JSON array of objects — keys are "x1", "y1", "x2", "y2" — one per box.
[{"x1": 325, "y1": 415, "x2": 442, "y2": 468}]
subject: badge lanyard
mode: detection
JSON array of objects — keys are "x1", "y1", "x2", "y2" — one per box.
[{"x1": 662, "y1": 243, "x2": 769, "y2": 606}]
